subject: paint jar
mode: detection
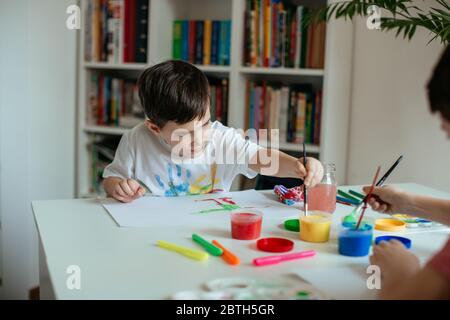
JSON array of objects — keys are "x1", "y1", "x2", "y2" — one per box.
[
  {"x1": 338, "y1": 222, "x2": 374, "y2": 257},
  {"x1": 230, "y1": 209, "x2": 263, "y2": 240},
  {"x1": 299, "y1": 212, "x2": 332, "y2": 243},
  {"x1": 308, "y1": 163, "x2": 337, "y2": 213}
]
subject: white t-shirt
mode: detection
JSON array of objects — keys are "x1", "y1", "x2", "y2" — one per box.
[{"x1": 103, "y1": 121, "x2": 262, "y2": 196}]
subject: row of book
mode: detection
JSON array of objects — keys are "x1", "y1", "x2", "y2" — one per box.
[
  {"x1": 88, "y1": 74, "x2": 144, "y2": 128},
  {"x1": 209, "y1": 78, "x2": 229, "y2": 124},
  {"x1": 88, "y1": 74, "x2": 229, "y2": 127},
  {"x1": 84, "y1": 0, "x2": 149, "y2": 63},
  {"x1": 245, "y1": 81, "x2": 322, "y2": 145},
  {"x1": 173, "y1": 20, "x2": 232, "y2": 66},
  {"x1": 243, "y1": 0, "x2": 326, "y2": 69}
]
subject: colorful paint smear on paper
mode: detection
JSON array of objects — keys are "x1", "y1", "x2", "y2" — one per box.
[{"x1": 155, "y1": 163, "x2": 222, "y2": 197}]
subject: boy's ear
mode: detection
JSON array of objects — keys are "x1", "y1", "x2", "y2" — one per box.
[{"x1": 145, "y1": 120, "x2": 161, "y2": 135}]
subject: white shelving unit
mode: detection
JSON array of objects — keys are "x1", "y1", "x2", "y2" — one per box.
[{"x1": 76, "y1": 0, "x2": 354, "y2": 197}]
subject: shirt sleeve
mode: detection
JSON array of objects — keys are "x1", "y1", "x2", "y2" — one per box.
[
  {"x1": 427, "y1": 238, "x2": 450, "y2": 279},
  {"x1": 102, "y1": 132, "x2": 134, "y2": 180},
  {"x1": 221, "y1": 127, "x2": 262, "y2": 179}
]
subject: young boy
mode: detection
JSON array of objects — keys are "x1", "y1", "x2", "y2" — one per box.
[
  {"x1": 364, "y1": 45, "x2": 450, "y2": 299},
  {"x1": 103, "y1": 60, "x2": 324, "y2": 202}
]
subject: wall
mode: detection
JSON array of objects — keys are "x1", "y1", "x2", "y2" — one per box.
[
  {"x1": 346, "y1": 3, "x2": 448, "y2": 191},
  {"x1": 0, "y1": 0, "x2": 76, "y2": 299}
]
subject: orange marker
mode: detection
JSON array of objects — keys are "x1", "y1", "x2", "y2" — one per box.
[{"x1": 212, "y1": 240, "x2": 240, "y2": 265}]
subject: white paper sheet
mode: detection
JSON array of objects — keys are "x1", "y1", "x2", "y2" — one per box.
[
  {"x1": 292, "y1": 266, "x2": 378, "y2": 300},
  {"x1": 100, "y1": 189, "x2": 301, "y2": 228}
]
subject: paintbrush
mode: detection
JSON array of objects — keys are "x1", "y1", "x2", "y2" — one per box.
[
  {"x1": 344, "y1": 155, "x2": 404, "y2": 223},
  {"x1": 351, "y1": 156, "x2": 403, "y2": 214},
  {"x1": 355, "y1": 166, "x2": 381, "y2": 230},
  {"x1": 302, "y1": 143, "x2": 308, "y2": 216}
]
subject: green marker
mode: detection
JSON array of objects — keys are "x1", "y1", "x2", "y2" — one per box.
[
  {"x1": 349, "y1": 189, "x2": 365, "y2": 200},
  {"x1": 192, "y1": 234, "x2": 223, "y2": 256},
  {"x1": 337, "y1": 190, "x2": 361, "y2": 203}
]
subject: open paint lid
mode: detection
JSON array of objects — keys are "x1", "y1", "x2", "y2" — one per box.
[
  {"x1": 284, "y1": 219, "x2": 300, "y2": 232},
  {"x1": 375, "y1": 218, "x2": 406, "y2": 231},
  {"x1": 257, "y1": 237, "x2": 294, "y2": 253},
  {"x1": 375, "y1": 235, "x2": 412, "y2": 249}
]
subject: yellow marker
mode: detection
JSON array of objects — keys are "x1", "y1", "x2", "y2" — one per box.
[{"x1": 157, "y1": 240, "x2": 209, "y2": 261}]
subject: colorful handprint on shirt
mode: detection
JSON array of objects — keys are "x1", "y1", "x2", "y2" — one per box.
[{"x1": 155, "y1": 163, "x2": 221, "y2": 196}]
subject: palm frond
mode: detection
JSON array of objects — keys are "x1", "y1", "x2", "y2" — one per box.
[{"x1": 308, "y1": 0, "x2": 450, "y2": 44}]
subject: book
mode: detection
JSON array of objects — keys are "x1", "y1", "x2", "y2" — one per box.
[
  {"x1": 245, "y1": 81, "x2": 320, "y2": 145},
  {"x1": 85, "y1": 0, "x2": 149, "y2": 63},
  {"x1": 90, "y1": 73, "x2": 144, "y2": 127},
  {"x1": 211, "y1": 21, "x2": 220, "y2": 65},
  {"x1": 203, "y1": 20, "x2": 212, "y2": 65},
  {"x1": 172, "y1": 19, "x2": 231, "y2": 66},
  {"x1": 173, "y1": 21, "x2": 182, "y2": 60},
  {"x1": 135, "y1": 0, "x2": 149, "y2": 63},
  {"x1": 195, "y1": 21, "x2": 204, "y2": 65},
  {"x1": 181, "y1": 20, "x2": 189, "y2": 61},
  {"x1": 188, "y1": 21, "x2": 196, "y2": 63},
  {"x1": 243, "y1": 1, "x2": 325, "y2": 69}
]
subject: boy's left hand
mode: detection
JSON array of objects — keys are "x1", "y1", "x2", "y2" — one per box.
[{"x1": 298, "y1": 157, "x2": 324, "y2": 188}]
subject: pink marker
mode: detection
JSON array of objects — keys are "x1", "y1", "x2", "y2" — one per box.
[{"x1": 253, "y1": 250, "x2": 316, "y2": 267}]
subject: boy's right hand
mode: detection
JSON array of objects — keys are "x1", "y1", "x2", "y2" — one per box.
[
  {"x1": 362, "y1": 185, "x2": 412, "y2": 214},
  {"x1": 112, "y1": 178, "x2": 146, "y2": 203}
]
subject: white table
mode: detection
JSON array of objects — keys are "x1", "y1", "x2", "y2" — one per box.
[{"x1": 33, "y1": 183, "x2": 450, "y2": 299}]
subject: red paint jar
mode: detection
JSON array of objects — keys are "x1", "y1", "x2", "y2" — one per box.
[{"x1": 230, "y1": 210, "x2": 263, "y2": 240}]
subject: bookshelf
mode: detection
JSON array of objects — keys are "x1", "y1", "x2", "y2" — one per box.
[{"x1": 76, "y1": 0, "x2": 354, "y2": 197}]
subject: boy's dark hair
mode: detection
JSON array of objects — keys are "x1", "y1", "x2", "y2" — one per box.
[
  {"x1": 138, "y1": 60, "x2": 209, "y2": 128},
  {"x1": 428, "y1": 45, "x2": 450, "y2": 121}
]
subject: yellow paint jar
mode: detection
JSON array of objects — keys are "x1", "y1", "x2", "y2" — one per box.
[{"x1": 300, "y1": 212, "x2": 332, "y2": 243}]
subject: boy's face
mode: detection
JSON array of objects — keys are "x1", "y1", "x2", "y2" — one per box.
[
  {"x1": 145, "y1": 107, "x2": 212, "y2": 158},
  {"x1": 440, "y1": 113, "x2": 450, "y2": 139}
]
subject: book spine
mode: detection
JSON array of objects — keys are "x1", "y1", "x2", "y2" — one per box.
[
  {"x1": 249, "y1": 83, "x2": 256, "y2": 129},
  {"x1": 263, "y1": 0, "x2": 270, "y2": 67},
  {"x1": 294, "y1": 6, "x2": 303, "y2": 68},
  {"x1": 98, "y1": 74, "x2": 104, "y2": 125},
  {"x1": 85, "y1": 0, "x2": 93, "y2": 61},
  {"x1": 195, "y1": 21, "x2": 204, "y2": 64},
  {"x1": 296, "y1": 92, "x2": 306, "y2": 143},
  {"x1": 211, "y1": 21, "x2": 220, "y2": 65},
  {"x1": 102, "y1": 0, "x2": 109, "y2": 61},
  {"x1": 279, "y1": 10, "x2": 286, "y2": 67},
  {"x1": 210, "y1": 86, "x2": 216, "y2": 121},
  {"x1": 173, "y1": 20, "x2": 182, "y2": 59},
  {"x1": 216, "y1": 84, "x2": 223, "y2": 122},
  {"x1": 249, "y1": 10, "x2": 256, "y2": 66},
  {"x1": 271, "y1": 0, "x2": 277, "y2": 67},
  {"x1": 135, "y1": 0, "x2": 148, "y2": 63},
  {"x1": 244, "y1": 80, "x2": 250, "y2": 131},
  {"x1": 300, "y1": 7, "x2": 309, "y2": 68},
  {"x1": 124, "y1": 0, "x2": 130, "y2": 62},
  {"x1": 188, "y1": 20, "x2": 197, "y2": 63},
  {"x1": 279, "y1": 86, "x2": 289, "y2": 142},
  {"x1": 92, "y1": 0, "x2": 101, "y2": 61},
  {"x1": 222, "y1": 79, "x2": 229, "y2": 125},
  {"x1": 181, "y1": 20, "x2": 189, "y2": 61},
  {"x1": 203, "y1": 20, "x2": 212, "y2": 65}
]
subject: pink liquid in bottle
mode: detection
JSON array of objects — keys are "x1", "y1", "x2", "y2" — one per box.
[{"x1": 308, "y1": 184, "x2": 337, "y2": 213}]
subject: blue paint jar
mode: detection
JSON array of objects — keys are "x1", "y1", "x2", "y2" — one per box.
[{"x1": 338, "y1": 223, "x2": 373, "y2": 257}]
